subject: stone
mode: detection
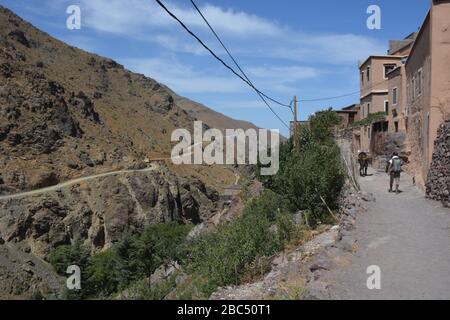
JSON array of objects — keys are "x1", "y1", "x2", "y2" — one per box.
[
  {"x1": 67, "y1": 160, "x2": 79, "y2": 169},
  {"x1": 336, "y1": 235, "x2": 356, "y2": 252},
  {"x1": 79, "y1": 151, "x2": 94, "y2": 167},
  {"x1": 8, "y1": 29, "x2": 30, "y2": 47},
  {"x1": 361, "y1": 192, "x2": 376, "y2": 202},
  {"x1": 426, "y1": 121, "x2": 450, "y2": 206},
  {"x1": 293, "y1": 212, "x2": 304, "y2": 225},
  {"x1": 68, "y1": 91, "x2": 101, "y2": 123}
]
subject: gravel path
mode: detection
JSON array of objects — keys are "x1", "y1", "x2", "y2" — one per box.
[
  {"x1": 0, "y1": 164, "x2": 159, "y2": 201},
  {"x1": 329, "y1": 168, "x2": 450, "y2": 300}
]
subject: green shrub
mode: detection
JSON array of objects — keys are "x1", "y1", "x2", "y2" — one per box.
[
  {"x1": 85, "y1": 250, "x2": 119, "y2": 297},
  {"x1": 187, "y1": 190, "x2": 287, "y2": 288},
  {"x1": 351, "y1": 112, "x2": 387, "y2": 128},
  {"x1": 258, "y1": 109, "x2": 345, "y2": 227},
  {"x1": 127, "y1": 275, "x2": 177, "y2": 300},
  {"x1": 243, "y1": 189, "x2": 288, "y2": 222},
  {"x1": 277, "y1": 143, "x2": 344, "y2": 226},
  {"x1": 139, "y1": 222, "x2": 192, "y2": 269},
  {"x1": 275, "y1": 213, "x2": 296, "y2": 244},
  {"x1": 309, "y1": 108, "x2": 342, "y2": 144},
  {"x1": 49, "y1": 222, "x2": 192, "y2": 299},
  {"x1": 48, "y1": 240, "x2": 89, "y2": 275}
]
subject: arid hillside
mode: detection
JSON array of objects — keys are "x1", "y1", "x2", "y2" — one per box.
[
  {"x1": 0, "y1": 5, "x2": 253, "y2": 195},
  {"x1": 0, "y1": 5, "x2": 253, "y2": 298}
]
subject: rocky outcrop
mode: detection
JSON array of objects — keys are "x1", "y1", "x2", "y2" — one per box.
[
  {"x1": 426, "y1": 121, "x2": 450, "y2": 207},
  {"x1": 0, "y1": 164, "x2": 223, "y2": 299},
  {"x1": 0, "y1": 166, "x2": 218, "y2": 259},
  {"x1": 0, "y1": 74, "x2": 83, "y2": 156},
  {"x1": 68, "y1": 91, "x2": 101, "y2": 124},
  {"x1": 0, "y1": 241, "x2": 63, "y2": 299}
]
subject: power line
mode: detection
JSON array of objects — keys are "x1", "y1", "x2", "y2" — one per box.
[
  {"x1": 189, "y1": 0, "x2": 291, "y2": 109},
  {"x1": 155, "y1": 0, "x2": 291, "y2": 129},
  {"x1": 298, "y1": 78, "x2": 391, "y2": 103},
  {"x1": 188, "y1": 0, "x2": 291, "y2": 129}
]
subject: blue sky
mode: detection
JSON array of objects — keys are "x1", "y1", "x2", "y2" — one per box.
[{"x1": 0, "y1": 0, "x2": 430, "y2": 135}]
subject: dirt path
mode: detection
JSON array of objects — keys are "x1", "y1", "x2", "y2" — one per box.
[
  {"x1": 0, "y1": 163, "x2": 160, "y2": 201},
  {"x1": 329, "y1": 168, "x2": 450, "y2": 300}
]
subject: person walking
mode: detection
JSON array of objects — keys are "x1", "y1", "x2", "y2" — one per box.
[
  {"x1": 358, "y1": 152, "x2": 369, "y2": 177},
  {"x1": 386, "y1": 152, "x2": 403, "y2": 194}
]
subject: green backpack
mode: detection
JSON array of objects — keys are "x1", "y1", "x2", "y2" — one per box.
[{"x1": 392, "y1": 158, "x2": 402, "y2": 172}]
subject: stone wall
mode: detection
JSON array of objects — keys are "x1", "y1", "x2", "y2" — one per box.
[{"x1": 426, "y1": 121, "x2": 450, "y2": 207}]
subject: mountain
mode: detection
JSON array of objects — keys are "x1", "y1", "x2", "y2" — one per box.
[
  {"x1": 166, "y1": 88, "x2": 259, "y2": 132},
  {"x1": 0, "y1": 5, "x2": 252, "y2": 298}
]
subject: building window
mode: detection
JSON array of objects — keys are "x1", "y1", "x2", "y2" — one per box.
[
  {"x1": 368, "y1": 127, "x2": 371, "y2": 139},
  {"x1": 417, "y1": 69, "x2": 423, "y2": 96},
  {"x1": 361, "y1": 71, "x2": 364, "y2": 84},
  {"x1": 384, "y1": 100, "x2": 389, "y2": 114},
  {"x1": 384, "y1": 64, "x2": 397, "y2": 79},
  {"x1": 392, "y1": 87, "x2": 398, "y2": 106},
  {"x1": 394, "y1": 122, "x2": 399, "y2": 133},
  {"x1": 367, "y1": 66, "x2": 371, "y2": 82},
  {"x1": 367, "y1": 103, "x2": 371, "y2": 116}
]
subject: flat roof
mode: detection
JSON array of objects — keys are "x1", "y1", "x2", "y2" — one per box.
[{"x1": 359, "y1": 55, "x2": 406, "y2": 69}]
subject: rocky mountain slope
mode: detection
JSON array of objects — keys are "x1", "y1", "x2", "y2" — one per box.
[
  {"x1": 0, "y1": 5, "x2": 252, "y2": 298},
  {"x1": 166, "y1": 88, "x2": 259, "y2": 132},
  {"x1": 0, "y1": 5, "x2": 248, "y2": 195}
]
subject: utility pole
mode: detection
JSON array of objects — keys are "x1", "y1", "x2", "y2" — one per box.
[{"x1": 293, "y1": 95, "x2": 298, "y2": 150}]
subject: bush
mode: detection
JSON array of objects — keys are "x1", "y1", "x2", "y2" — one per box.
[
  {"x1": 139, "y1": 222, "x2": 192, "y2": 269},
  {"x1": 49, "y1": 222, "x2": 192, "y2": 299},
  {"x1": 127, "y1": 275, "x2": 178, "y2": 300},
  {"x1": 85, "y1": 250, "x2": 119, "y2": 297},
  {"x1": 309, "y1": 108, "x2": 341, "y2": 144},
  {"x1": 243, "y1": 189, "x2": 288, "y2": 222},
  {"x1": 187, "y1": 190, "x2": 288, "y2": 288},
  {"x1": 282, "y1": 143, "x2": 344, "y2": 221},
  {"x1": 259, "y1": 109, "x2": 345, "y2": 227},
  {"x1": 48, "y1": 240, "x2": 89, "y2": 275}
]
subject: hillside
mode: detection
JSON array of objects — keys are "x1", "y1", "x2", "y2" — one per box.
[
  {"x1": 0, "y1": 5, "x2": 253, "y2": 298},
  {"x1": 0, "y1": 5, "x2": 261, "y2": 195},
  {"x1": 166, "y1": 88, "x2": 259, "y2": 132}
]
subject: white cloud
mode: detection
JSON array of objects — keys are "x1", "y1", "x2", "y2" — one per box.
[
  {"x1": 247, "y1": 65, "x2": 320, "y2": 82},
  {"x1": 121, "y1": 56, "x2": 323, "y2": 96},
  {"x1": 77, "y1": 0, "x2": 385, "y2": 66},
  {"x1": 173, "y1": 4, "x2": 283, "y2": 37},
  {"x1": 122, "y1": 57, "x2": 245, "y2": 93},
  {"x1": 78, "y1": 0, "x2": 282, "y2": 37},
  {"x1": 62, "y1": 0, "x2": 386, "y2": 105}
]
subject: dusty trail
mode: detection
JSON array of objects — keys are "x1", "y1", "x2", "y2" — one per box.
[
  {"x1": 0, "y1": 164, "x2": 160, "y2": 201},
  {"x1": 329, "y1": 168, "x2": 450, "y2": 300}
]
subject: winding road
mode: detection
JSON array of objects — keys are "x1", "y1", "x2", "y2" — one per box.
[
  {"x1": 329, "y1": 168, "x2": 450, "y2": 300},
  {"x1": 0, "y1": 163, "x2": 160, "y2": 201}
]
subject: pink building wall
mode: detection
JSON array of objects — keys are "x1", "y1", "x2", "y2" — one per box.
[{"x1": 405, "y1": 0, "x2": 450, "y2": 186}]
